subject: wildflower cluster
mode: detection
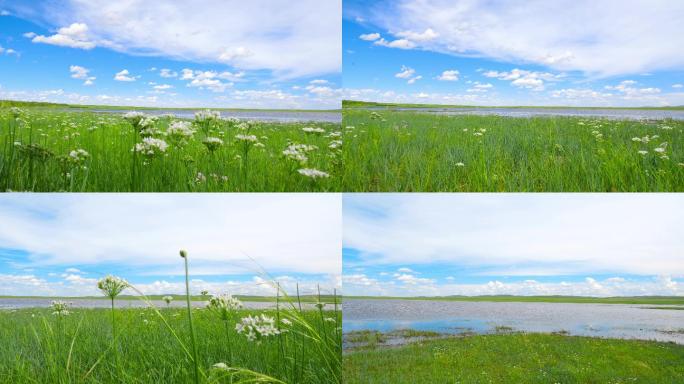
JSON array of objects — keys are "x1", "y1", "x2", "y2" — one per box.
[
  {"x1": 235, "y1": 314, "x2": 280, "y2": 343},
  {"x1": 51, "y1": 300, "x2": 71, "y2": 316},
  {"x1": 134, "y1": 137, "x2": 169, "y2": 158},
  {"x1": 97, "y1": 275, "x2": 129, "y2": 299},
  {"x1": 206, "y1": 294, "x2": 243, "y2": 321}
]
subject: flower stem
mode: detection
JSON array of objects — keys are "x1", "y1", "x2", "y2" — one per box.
[{"x1": 183, "y1": 253, "x2": 200, "y2": 384}]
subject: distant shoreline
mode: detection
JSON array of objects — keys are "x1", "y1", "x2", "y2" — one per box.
[{"x1": 344, "y1": 295, "x2": 684, "y2": 305}]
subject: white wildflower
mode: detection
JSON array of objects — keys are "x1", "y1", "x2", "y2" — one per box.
[
  {"x1": 134, "y1": 137, "x2": 168, "y2": 157},
  {"x1": 298, "y1": 168, "x2": 330, "y2": 179},
  {"x1": 302, "y1": 127, "x2": 325, "y2": 134},
  {"x1": 202, "y1": 137, "x2": 223, "y2": 152},
  {"x1": 235, "y1": 314, "x2": 280, "y2": 343}
]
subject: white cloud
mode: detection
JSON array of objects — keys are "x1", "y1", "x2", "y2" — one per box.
[
  {"x1": 30, "y1": 23, "x2": 95, "y2": 49},
  {"x1": 65, "y1": 268, "x2": 82, "y2": 274},
  {"x1": 605, "y1": 80, "x2": 661, "y2": 98},
  {"x1": 179, "y1": 70, "x2": 240, "y2": 92},
  {"x1": 374, "y1": 38, "x2": 415, "y2": 49},
  {"x1": 407, "y1": 75, "x2": 422, "y2": 84},
  {"x1": 397, "y1": 267, "x2": 414, "y2": 273},
  {"x1": 551, "y1": 88, "x2": 612, "y2": 100},
  {"x1": 483, "y1": 69, "x2": 563, "y2": 91},
  {"x1": 395, "y1": 28, "x2": 438, "y2": 42},
  {"x1": 360, "y1": 0, "x2": 684, "y2": 77},
  {"x1": 394, "y1": 66, "x2": 422, "y2": 84},
  {"x1": 153, "y1": 84, "x2": 173, "y2": 90},
  {"x1": 395, "y1": 66, "x2": 415, "y2": 79},
  {"x1": 437, "y1": 70, "x2": 459, "y2": 81},
  {"x1": 159, "y1": 68, "x2": 178, "y2": 78},
  {"x1": 22, "y1": 32, "x2": 36, "y2": 39},
  {"x1": 69, "y1": 65, "x2": 96, "y2": 85},
  {"x1": 114, "y1": 69, "x2": 136, "y2": 82},
  {"x1": 359, "y1": 33, "x2": 381, "y2": 41},
  {"x1": 310, "y1": 79, "x2": 329, "y2": 85},
  {"x1": 466, "y1": 81, "x2": 493, "y2": 93},
  {"x1": 673, "y1": 84, "x2": 683, "y2": 89},
  {"x1": 12, "y1": 0, "x2": 340, "y2": 79},
  {"x1": 343, "y1": 274, "x2": 683, "y2": 297},
  {"x1": 0, "y1": 10, "x2": 10, "y2": 16}
]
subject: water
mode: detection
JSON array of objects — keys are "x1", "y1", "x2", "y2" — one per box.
[
  {"x1": 344, "y1": 299, "x2": 684, "y2": 344},
  {"x1": 68, "y1": 108, "x2": 341, "y2": 123},
  {"x1": 0, "y1": 297, "x2": 281, "y2": 310},
  {"x1": 380, "y1": 107, "x2": 684, "y2": 121}
]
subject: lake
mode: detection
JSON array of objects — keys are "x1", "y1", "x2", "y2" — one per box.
[
  {"x1": 0, "y1": 297, "x2": 284, "y2": 310},
  {"x1": 344, "y1": 299, "x2": 684, "y2": 345},
  {"x1": 383, "y1": 107, "x2": 684, "y2": 121},
  {"x1": 68, "y1": 108, "x2": 341, "y2": 123}
]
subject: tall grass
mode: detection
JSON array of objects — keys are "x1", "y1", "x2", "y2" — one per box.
[
  {"x1": 342, "y1": 109, "x2": 684, "y2": 191},
  {"x1": 0, "y1": 255, "x2": 341, "y2": 383},
  {"x1": 0, "y1": 108, "x2": 341, "y2": 192}
]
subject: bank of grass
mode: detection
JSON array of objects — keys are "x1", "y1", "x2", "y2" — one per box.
[
  {"x1": 1, "y1": 108, "x2": 341, "y2": 192},
  {"x1": 345, "y1": 295, "x2": 684, "y2": 306},
  {"x1": 344, "y1": 333, "x2": 684, "y2": 383},
  {"x1": 0, "y1": 305, "x2": 341, "y2": 383},
  {"x1": 342, "y1": 109, "x2": 684, "y2": 191}
]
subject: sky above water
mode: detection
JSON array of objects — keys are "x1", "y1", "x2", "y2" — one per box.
[
  {"x1": 0, "y1": 194, "x2": 341, "y2": 297},
  {"x1": 343, "y1": 0, "x2": 684, "y2": 107},
  {"x1": 343, "y1": 194, "x2": 684, "y2": 297}
]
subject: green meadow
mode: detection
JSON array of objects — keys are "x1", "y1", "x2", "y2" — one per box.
[
  {"x1": 0, "y1": 107, "x2": 341, "y2": 192},
  {"x1": 0, "y1": 305, "x2": 341, "y2": 383},
  {"x1": 342, "y1": 109, "x2": 684, "y2": 192},
  {"x1": 344, "y1": 333, "x2": 684, "y2": 383}
]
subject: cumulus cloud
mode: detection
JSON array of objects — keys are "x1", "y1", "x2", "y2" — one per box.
[
  {"x1": 437, "y1": 70, "x2": 459, "y2": 81},
  {"x1": 483, "y1": 69, "x2": 563, "y2": 91},
  {"x1": 395, "y1": 65, "x2": 422, "y2": 84},
  {"x1": 605, "y1": 80, "x2": 661, "y2": 98},
  {"x1": 113, "y1": 69, "x2": 137, "y2": 82},
  {"x1": 179, "y1": 69, "x2": 244, "y2": 92},
  {"x1": 159, "y1": 68, "x2": 178, "y2": 78},
  {"x1": 359, "y1": 33, "x2": 381, "y2": 41},
  {"x1": 30, "y1": 22, "x2": 95, "y2": 49},
  {"x1": 353, "y1": 0, "x2": 684, "y2": 77},
  {"x1": 9, "y1": 0, "x2": 341, "y2": 79},
  {"x1": 69, "y1": 65, "x2": 96, "y2": 85}
]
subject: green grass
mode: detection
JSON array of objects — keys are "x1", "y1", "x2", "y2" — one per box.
[
  {"x1": 0, "y1": 107, "x2": 341, "y2": 192},
  {"x1": 342, "y1": 109, "x2": 684, "y2": 191},
  {"x1": 0, "y1": 305, "x2": 341, "y2": 383},
  {"x1": 344, "y1": 333, "x2": 684, "y2": 383},
  {"x1": 344, "y1": 295, "x2": 684, "y2": 305}
]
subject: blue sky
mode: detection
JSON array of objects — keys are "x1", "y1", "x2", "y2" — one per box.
[
  {"x1": 0, "y1": 194, "x2": 341, "y2": 297},
  {"x1": 343, "y1": 0, "x2": 684, "y2": 107},
  {"x1": 343, "y1": 194, "x2": 684, "y2": 297},
  {"x1": 0, "y1": 1, "x2": 341, "y2": 109}
]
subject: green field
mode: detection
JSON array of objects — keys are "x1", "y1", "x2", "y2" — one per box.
[
  {"x1": 0, "y1": 304, "x2": 341, "y2": 383},
  {"x1": 1, "y1": 294, "x2": 340, "y2": 304},
  {"x1": 344, "y1": 333, "x2": 684, "y2": 383},
  {"x1": 0, "y1": 107, "x2": 341, "y2": 192},
  {"x1": 344, "y1": 295, "x2": 684, "y2": 305},
  {"x1": 342, "y1": 109, "x2": 684, "y2": 191}
]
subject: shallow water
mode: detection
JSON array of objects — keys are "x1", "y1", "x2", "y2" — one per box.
[
  {"x1": 344, "y1": 299, "x2": 684, "y2": 344},
  {"x1": 382, "y1": 107, "x2": 684, "y2": 121},
  {"x1": 66, "y1": 108, "x2": 341, "y2": 123},
  {"x1": 0, "y1": 297, "x2": 280, "y2": 310}
]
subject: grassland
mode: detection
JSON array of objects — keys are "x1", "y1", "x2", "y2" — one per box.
[
  {"x1": 344, "y1": 295, "x2": 684, "y2": 305},
  {"x1": 344, "y1": 332, "x2": 684, "y2": 383},
  {"x1": 0, "y1": 304, "x2": 341, "y2": 383},
  {"x1": 1, "y1": 294, "x2": 340, "y2": 303},
  {"x1": 342, "y1": 109, "x2": 684, "y2": 191},
  {"x1": 0, "y1": 107, "x2": 341, "y2": 192},
  {"x1": 342, "y1": 100, "x2": 684, "y2": 110}
]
